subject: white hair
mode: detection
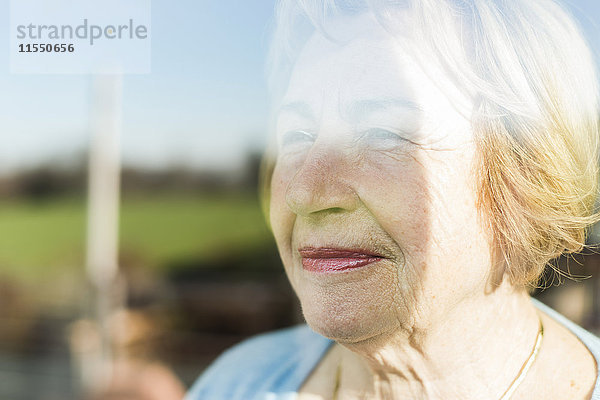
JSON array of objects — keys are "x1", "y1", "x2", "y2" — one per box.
[{"x1": 262, "y1": 0, "x2": 600, "y2": 287}]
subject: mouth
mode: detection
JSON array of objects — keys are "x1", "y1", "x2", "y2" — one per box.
[{"x1": 298, "y1": 247, "x2": 385, "y2": 273}]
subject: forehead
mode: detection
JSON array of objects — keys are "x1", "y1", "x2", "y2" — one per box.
[
  {"x1": 278, "y1": 13, "x2": 474, "y2": 148},
  {"x1": 283, "y1": 16, "x2": 417, "y2": 106},
  {"x1": 281, "y1": 13, "x2": 472, "y2": 122}
]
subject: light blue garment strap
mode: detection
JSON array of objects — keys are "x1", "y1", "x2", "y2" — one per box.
[
  {"x1": 531, "y1": 297, "x2": 600, "y2": 399},
  {"x1": 184, "y1": 324, "x2": 334, "y2": 400}
]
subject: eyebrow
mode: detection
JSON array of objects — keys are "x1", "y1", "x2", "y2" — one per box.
[
  {"x1": 344, "y1": 98, "x2": 423, "y2": 124},
  {"x1": 277, "y1": 97, "x2": 423, "y2": 123},
  {"x1": 278, "y1": 101, "x2": 316, "y2": 121}
]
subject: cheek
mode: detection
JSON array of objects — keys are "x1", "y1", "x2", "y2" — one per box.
[
  {"x1": 421, "y1": 152, "x2": 493, "y2": 297},
  {"x1": 357, "y1": 152, "x2": 432, "y2": 256},
  {"x1": 357, "y1": 149, "x2": 486, "y2": 284},
  {"x1": 269, "y1": 162, "x2": 296, "y2": 270},
  {"x1": 424, "y1": 149, "x2": 483, "y2": 248}
]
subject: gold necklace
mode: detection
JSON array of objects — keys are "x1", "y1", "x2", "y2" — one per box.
[
  {"x1": 498, "y1": 314, "x2": 544, "y2": 400},
  {"x1": 331, "y1": 315, "x2": 544, "y2": 400}
]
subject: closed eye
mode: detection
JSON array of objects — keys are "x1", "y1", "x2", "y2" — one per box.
[
  {"x1": 279, "y1": 130, "x2": 316, "y2": 148},
  {"x1": 358, "y1": 128, "x2": 407, "y2": 144}
]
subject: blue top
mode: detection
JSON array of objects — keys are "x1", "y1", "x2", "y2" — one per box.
[{"x1": 185, "y1": 298, "x2": 600, "y2": 400}]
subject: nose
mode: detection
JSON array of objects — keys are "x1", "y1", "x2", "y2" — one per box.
[{"x1": 285, "y1": 145, "x2": 360, "y2": 217}]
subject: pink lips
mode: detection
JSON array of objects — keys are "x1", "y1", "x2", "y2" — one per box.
[{"x1": 299, "y1": 247, "x2": 384, "y2": 273}]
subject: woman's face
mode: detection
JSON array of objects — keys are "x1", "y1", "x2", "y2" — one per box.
[{"x1": 270, "y1": 14, "x2": 495, "y2": 343}]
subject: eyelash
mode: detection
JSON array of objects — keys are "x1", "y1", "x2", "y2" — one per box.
[
  {"x1": 278, "y1": 128, "x2": 407, "y2": 151},
  {"x1": 279, "y1": 130, "x2": 315, "y2": 148},
  {"x1": 358, "y1": 128, "x2": 404, "y2": 142},
  {"x1": 356, "y1": 129, "x2": 413, "y2": 151}
]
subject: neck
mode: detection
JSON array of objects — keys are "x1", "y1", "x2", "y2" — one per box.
[{"x1": 335, "y1": 284, "x2": 541, "y2": 399}]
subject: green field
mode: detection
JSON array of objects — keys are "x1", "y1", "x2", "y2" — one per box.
[{"x1": 0, "y1": 193, "x2": 273, "y2": 283}]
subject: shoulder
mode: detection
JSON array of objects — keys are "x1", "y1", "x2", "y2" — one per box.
[
  {"x1": 184, "y1": 325, "x2": 333, "y2": 400},
  {"x1": 532, "y1": 298, "x2": 600, "y2": 357},
  {"x1": 532, "y1": 298, "x2": 600, "y2": 399}
]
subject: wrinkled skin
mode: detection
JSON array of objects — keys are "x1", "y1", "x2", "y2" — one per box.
[{"x1": 268, "y1": 13, "x2": 596, "y2": 400}]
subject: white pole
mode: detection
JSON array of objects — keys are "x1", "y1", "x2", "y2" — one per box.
[{"x1": 83, "y1": 74, "x2": 123, "y2": 392}]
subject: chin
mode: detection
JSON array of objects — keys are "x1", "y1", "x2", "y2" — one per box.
[{"x1": 299, "y1": 288, "x2": 396, "y2": 344}]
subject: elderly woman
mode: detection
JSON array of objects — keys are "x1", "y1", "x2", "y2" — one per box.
[{"x1": 187, "y1": 0, "x2": 600, "y2": 399}]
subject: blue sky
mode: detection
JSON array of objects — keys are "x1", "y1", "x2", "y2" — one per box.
[
  {"x1": 0, "y1": 0, "x2": 275, "y2": 174},
  {"x1": 0, "y1": 0, "x2": 599, "y2": 174}
]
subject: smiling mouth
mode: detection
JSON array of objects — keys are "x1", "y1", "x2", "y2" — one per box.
[{"x1": 298, "y1": 247, "x2": 385, "y2": 273}]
